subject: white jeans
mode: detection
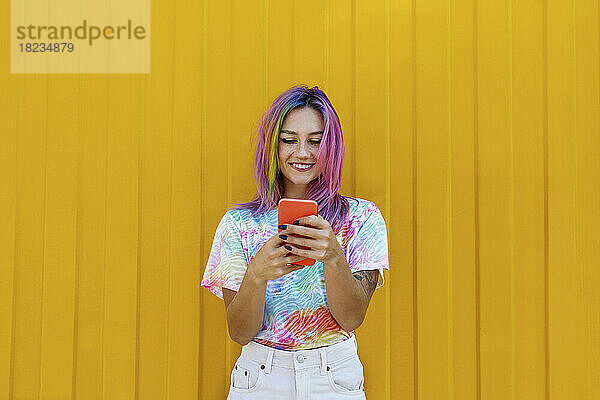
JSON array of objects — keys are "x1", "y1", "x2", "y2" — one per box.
[{"x1": 227, "y1": 333, "x2": 367, "y2": 399}]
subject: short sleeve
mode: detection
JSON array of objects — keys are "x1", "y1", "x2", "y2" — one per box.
[
  {"x1": 201, "y1": 211, "x2": 248, "y2": 300},
  {"x1": 346, "y1": 202, "x2": 390, "y2": 290}
]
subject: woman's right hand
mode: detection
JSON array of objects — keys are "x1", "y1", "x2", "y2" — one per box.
[{"x1": 246, "y1": 233, "x2": 307, "y2": 284}]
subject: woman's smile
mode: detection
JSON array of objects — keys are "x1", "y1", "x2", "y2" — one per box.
[{"x1": 289, "y1": 163, "x2": 315, "y2": 172}]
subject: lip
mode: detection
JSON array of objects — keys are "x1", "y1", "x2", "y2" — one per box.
[{"x1": 289, "y1": 163, "x2": 315, "y2": 172}]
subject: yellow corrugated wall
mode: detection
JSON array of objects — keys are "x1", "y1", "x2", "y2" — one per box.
[{"x1": 1, "y1": 0, "x2": 599, "y2": 399}]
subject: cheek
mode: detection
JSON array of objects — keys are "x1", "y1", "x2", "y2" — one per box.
[{"x1": 278, "y1": 147, "x2": 290, "y2": 162}]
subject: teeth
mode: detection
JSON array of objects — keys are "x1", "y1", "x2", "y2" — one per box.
[{"x1": 292, "y1": 163, "x2": 312, "y2": 170}]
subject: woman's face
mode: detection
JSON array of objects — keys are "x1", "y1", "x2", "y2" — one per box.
[{"x1": 277, "y1": 107, "x2": 324, "y2": 199}]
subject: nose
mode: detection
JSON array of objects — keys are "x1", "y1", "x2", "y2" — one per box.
[{"x1": 295, "y1": 140, "x2": 311, "y2": 157}]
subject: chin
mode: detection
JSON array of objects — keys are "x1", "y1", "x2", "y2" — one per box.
[{"x1": 285, "y1": 174, "x2": 316, "y2": 185}]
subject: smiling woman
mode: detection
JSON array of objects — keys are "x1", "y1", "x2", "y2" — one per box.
[
  {"x1": 227, "y1": 84, "x2": 348, "y2": 231},
  {"x1": 201, "y1": 84, "x2": 390, "y2": 399}
]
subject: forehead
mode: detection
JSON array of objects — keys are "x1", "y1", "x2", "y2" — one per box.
[{"x1": 281, "y1": 107, "x2": 324, "y2": 133}]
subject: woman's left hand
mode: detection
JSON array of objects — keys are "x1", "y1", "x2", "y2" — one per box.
[{"x1": 280, "y1": 215, "x2": 344, "y2": 264}]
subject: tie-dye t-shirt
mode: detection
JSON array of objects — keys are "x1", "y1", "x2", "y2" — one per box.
[{"x1": 201, "y1": 197, "x2": 389, "y2": 350}]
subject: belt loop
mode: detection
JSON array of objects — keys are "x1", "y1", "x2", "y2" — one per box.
[
  {"x1": 263, "y1": 348, "x2": 275, "y2": 374},
  {"x1": 319, "y1": 348, "x2": 328, "y2": 376}
]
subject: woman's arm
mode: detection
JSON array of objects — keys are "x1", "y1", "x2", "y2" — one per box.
[
  {"x1": 322, "y1": 254, "x2": 379, "y2": 331},
  {"x1": 222, "y1": 269, "x2": 267, "y2": 346},
  {"x1": 222, "y1": 234, "x2": 307, "y2": 345},
  {"x1": 277, "y1": 214, "x2": 381, "y2": 332}
]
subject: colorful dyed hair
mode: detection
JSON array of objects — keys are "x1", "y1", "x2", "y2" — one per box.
[{"x1": 229, "y1": 84, "x2": 357, "y2": 233}]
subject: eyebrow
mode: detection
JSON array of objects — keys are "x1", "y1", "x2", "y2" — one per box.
[{"x1": 279, "y1": 129, "x2": 323, "y2": 135}]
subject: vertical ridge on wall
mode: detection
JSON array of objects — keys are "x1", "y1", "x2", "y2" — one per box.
[
  {"x1": 165, "y1": 0, "x2": 178, "y2": 397},
  {"x1": 574, "y1": 0, "x2": 600, "y2": 394},
  {"x1": 542, "y1": 0, "x2": 550, "y2": 397},
  {"x1": 136, "y1": 71, "x2": 144, "y2": 400},
  {"x1": 446, "y1": 0, "x2": 454, "y2": 397},
  {"x1": 102, "y1": 71, "x2": 109, "y2": 400},
  {"x1": 6, "y1": 71, "x2": 19, "y2": 399},
  {"x1": 411, "y1": 0, "x2": 418, "y2": 398},
  {"x1": 0, "y1": 0, "x2": 21, "y2": 393},
  {"x1": 547, "y1": 0, "x2": 577, "y2": 397},
  {"x1": 264, "y1": 0, "x2": 269, "y2": 108},
  {"x1": 105, "y1": 27, "x2": 135, "y2": 400},
  {"x1": 166, "y1": 0, "x2": 206, "y2": 394},
  {"x1": 388, "y1": 0, "x2": 415, "y2": 397},
  {"x1": 294, "y1": 1, "x2": 326, "y2": 87},
  {"x1": 383, "y1": 0, "x2": 391, "y2": 397},
  {"x1": 198, "y1": 0, "x2": 207, "y2": 398},
  {"x1": 229, "y1": 0, "x2": 266, "y2": 373},
  {"x1": 71, "y1": 70, "x2": 85, "y2": 400},
  {"x1": 542, "y1": 1, "x2": 550, "y2": 400},
  {"x1": 70, "y1": 70, "x2": 81, "y2": 400},
  {"x1": 38, "y1": 74, "x2": 48, "y2": 399},
  {"x1": 0, "y1": 0, "x2": 17, "y2": 389},
  {"x1": 224, "y1": 0, "x2": 233, "y2": 379},
  {"x1": 291, "y1": 2, "x2": 295, "y2": 81},
  {"x1": 266, "y1": 2, "x2": 293, "y2": 103},
  {"x1": 31, "y1": 57, "x2": 49, "y2": 400},
  {"x1": 351, "y1": 0, "x2": 356, "y2": 196},
  {"x1": 328, "y1": 2, "x2": 352, "y2": 194},
  {"x1": 508, "y1": 0, "x2": 516, "y2": 398},
  {"x1": 478, "y1": 0, "x2": 514, "y2": 395},
  {"x1": 450, "y1": 0, "x2": 478, "y2": 397},
  {"x1": 473, "y1": 0, "x2": 481, "y2": 398},
  {"x1": 136, "y1": 28, "x2": 147, "y2": 399},
  {"x1": 416, "y1": 0, "x2": 450, "y2": 396},
  {"x1": 137, "y1": 0, "x2": 177, "y2": 397},
  {"x1": 167, "y1": 0, "x2": 207, "y2": 386},
  {"x1": 513, "y1": 0, "x2": 546, "y2": 398},
  {"x1": 324, "y1": 0, "x2": 330, "y2": 89},
  {"x1": 354, "y1": 2, "x2": 388, "y2": 398},
  {"x1": 15, "y1": 32, "x2": 45, "y2": 391},
  {"x1": 200, "y1": 0, "x2": 233, "y2": 397}
]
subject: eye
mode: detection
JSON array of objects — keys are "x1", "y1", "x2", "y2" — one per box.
[{"x1": 280, "y1": 138, "x2": 321, "y2": 145}]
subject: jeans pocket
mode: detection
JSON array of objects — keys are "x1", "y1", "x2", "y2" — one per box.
[
  {"x1": 230, "y1": 356, "x2": 264, "y2": 392},
  {"x1": 327, "y1": 355, "x2": 365, "y2": 394}
]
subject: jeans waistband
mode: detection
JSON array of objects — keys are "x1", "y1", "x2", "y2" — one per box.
[{"x1": 239, "y1": 334, "x2": 358, "y2": 375}]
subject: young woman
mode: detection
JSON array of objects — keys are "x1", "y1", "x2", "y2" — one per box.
[{"x1": 201, "y1": 84, "x2": 389, "y2": 399}]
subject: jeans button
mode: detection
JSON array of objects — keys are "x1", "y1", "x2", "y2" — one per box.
[{"x1": 296, "y1": 354, "x2": 304, "y2": 363}]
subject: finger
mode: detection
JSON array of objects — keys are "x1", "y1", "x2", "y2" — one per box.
[
  {"x1": 284, "y1": 261, "x2": 304, "y2": 267},
  {"x1": 289, "y1": 255, "x2": 309, "y2": 264},
  {"x1": 284, "y1": 263, "x2": 306, "y2": 273},
  {"x1": 274, "y1": 232, "x2": 292, "y2": 247},
  {"x1": 296, "y1": 214, "x2": 326, "y2": 229},
  {"x1": 270, "y1": 233, "x2": 290, "y2": 249},
  {"x1": 276, "y1": 263, "x2": 303, "y2": 278},
  {"x1": 280, "y1": 242, "x2": 294, "y2": 255},
  {"x1": 283, "y1": 254, "x2": 306, "y2": 263},
  {"x1": 281, "y1": 245, "x2": 311, "y2": 262},
  {"x1": 272, "y1": 231, "x2": 287, "y2": 243},
  {"x1": 281, "y1": 243, "x2": 313, "y2": 259}
]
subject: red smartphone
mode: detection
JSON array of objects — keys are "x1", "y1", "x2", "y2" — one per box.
[{"x1": 278, "y1": 198, "x2": 318, "y2": 266}]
